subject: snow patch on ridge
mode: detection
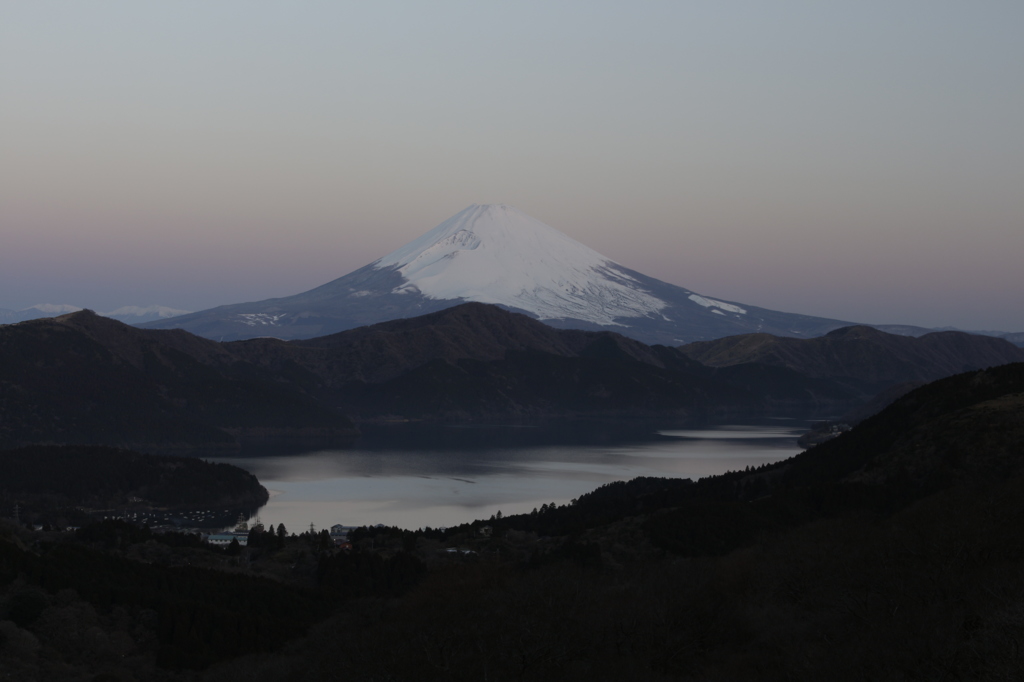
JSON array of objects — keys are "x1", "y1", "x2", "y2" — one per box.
[
  {"x1": 29, "y1": 303, "x2": 83, "y2": 314},
  {"x1": 373, "y1": 204, "x2": 667, "y2": 325},
  {"x1": 236, "y1": 313, "x2": 287, "y2": 327},
  {"x1": 103, "y1": 305, "x2": 191, "y2": 319},
  {"x1": 688, "y1": 294, "x2": 747, "y2": 315}
]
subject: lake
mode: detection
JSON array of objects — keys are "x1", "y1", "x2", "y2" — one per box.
[{"x1": 209, "y1": 418, "x2": 813, "y2": 533}]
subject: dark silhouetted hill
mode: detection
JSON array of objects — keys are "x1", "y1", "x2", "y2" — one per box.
[
  {"x1": 5, "y1": 305, "x2": 1019, "y2": 446},
  {"x1": 0, "y1": 444, "x2": 268, "y2": 510},
  {"x1": 229, "y1": 303, "x2": 866, "y2": 419},
  {"x1": 0, "y1": 311, "x2": 356, "y2": 451},
  {"x1": 680, "y1": 324, "x2": 1024, "y2": 393}
]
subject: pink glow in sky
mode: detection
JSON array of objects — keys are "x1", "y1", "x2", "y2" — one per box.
[{"x1": 2, "y1": 2, "x2": 1022, "y2": 332}]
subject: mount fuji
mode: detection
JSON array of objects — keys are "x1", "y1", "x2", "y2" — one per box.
[{"x1": 144, "y1": 204, "x2": 854, "y2": 344}]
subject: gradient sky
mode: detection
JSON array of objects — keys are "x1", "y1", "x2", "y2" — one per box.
[{"x1": 2, "y1": 1, "x2": 1022, "y2": 331}]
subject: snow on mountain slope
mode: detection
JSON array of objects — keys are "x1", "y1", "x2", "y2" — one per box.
[
  {"x1": 29, "y1": 303, "x2": 83, "y2": 315},
  {"x1": 688, "y1": 295, "x2": 747, "y2": 315},
  {"x1": 373, "y1": 204, "x2": 666, "y2": 325}
]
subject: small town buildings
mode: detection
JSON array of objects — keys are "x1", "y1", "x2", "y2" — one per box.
[{"x1": 205, "y1": 533, "x2": 247, "y2": 547}]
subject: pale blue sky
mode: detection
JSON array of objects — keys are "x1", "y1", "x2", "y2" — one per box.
[{"x1": 2, "y1": 1, "x2": 1022, "y2": 330}]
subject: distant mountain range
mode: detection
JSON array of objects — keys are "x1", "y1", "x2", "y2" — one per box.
[
  {"x1": 142, "y1": 204, "x2": 859, "y2": 344},
  {"x1": 0, "y1": 303, "x2": 191, "y2": 325},
  {"x1": 2, "y1": 303, "x2": 1021, "y2": 450}
]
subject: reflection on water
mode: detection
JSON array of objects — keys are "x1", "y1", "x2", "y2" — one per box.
[{"x1": 209, "y1": 419, "x2": 811, "y2": 532}]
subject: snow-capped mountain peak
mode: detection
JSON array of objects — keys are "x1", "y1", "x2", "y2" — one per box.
[
  {"x1": 373, "y1": 204, "x2": 667, "y2": 325},
  {"x1": 143, "y1": 203, "x2": 857, "y2": 344}
]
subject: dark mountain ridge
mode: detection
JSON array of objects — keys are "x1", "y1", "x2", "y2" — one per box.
[
  {"x1": 3, "y1": 304, "x2": 1020, "y2": 449},
  {"x1": 229, "y1": 302, "x2": 681, "y2": 385},
  {"x1": 0, "y1": 311, "x2": 356, "y2": 451},
  {"x1": 680, "y1": 324, "x2": 1024, "y2": 392},
  {"x1": 0, "y1": 306, "x2": 857, "y2": 449},
  {"x1": 227, "y1": 303, "x2": 866, "y2": 420}
]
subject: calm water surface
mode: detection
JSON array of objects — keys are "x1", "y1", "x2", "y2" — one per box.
[{"x1": 210, "y1": 419, "x2": 811, "y2": 532}]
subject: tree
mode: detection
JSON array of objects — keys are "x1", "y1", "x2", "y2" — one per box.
[{"x1": 276, "y1": 523, "x2": 287, "y2": 549}]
